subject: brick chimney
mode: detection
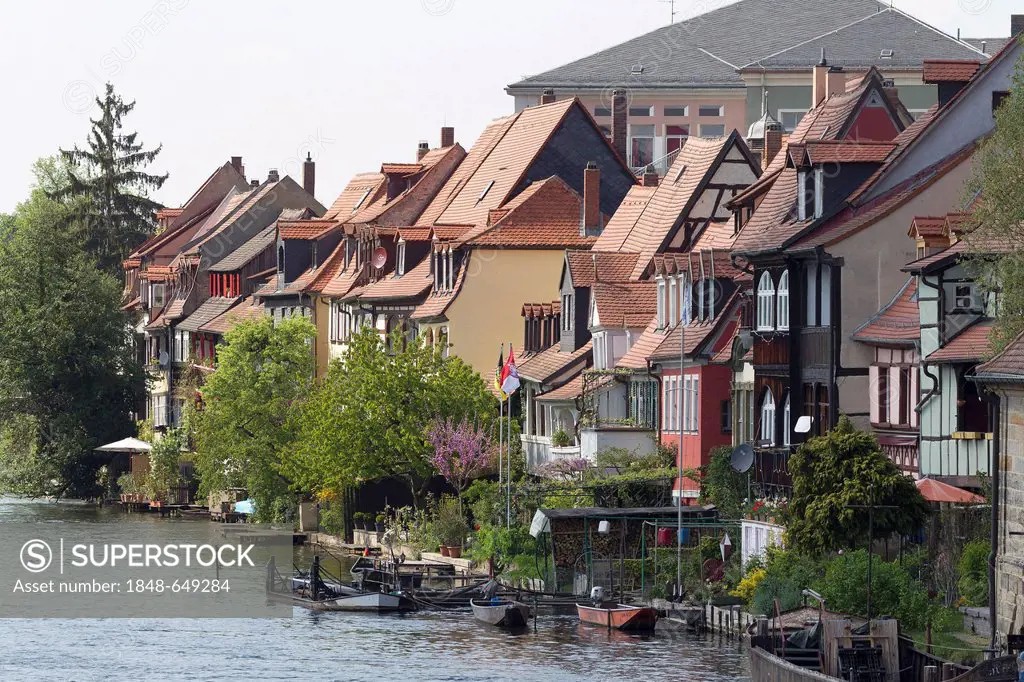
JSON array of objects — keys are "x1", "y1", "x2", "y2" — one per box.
[
  {"x1": 541, "y1": 88, "x2": 556, "y2": 105},
  {"x1": 1012, "y1": 14, "x2": 1024, "y2": 38},
  {"x1": 763, "y1": 128, "x2": 783, "y2": 169},
  {"x1": 826, "y1": 67, "x2": 847, "y2": 98},
  {"x1": 582, "y1": 161, "x2": 601, "y2": 236},
  {"x1": 642, "y1": 164, "x2": 659, "y2": 187},
  {"x1": 611, "y1": 89, "x2": 628, "y2": 164},
  {"x1": 303, "y1": 153, "x2": 315, "y2": 198},
  {"x1": 440, "y1": 126, "x2": 455, "y2": 148},
  {"x1": 267, "y1": 169, "x2": 280, "y2": 183},
  {"x1": 230, "y1": 156, "x2": 243, "y2": 175},
  {"x1": 417, "y1": 141, "x2": 429, "y2": 161},
  {"x1": 250, "y1": 179, "x2": 259, "y2": 189},
  {"x1": 812, "y1": 49, "x2": 829, "y2": 107}
]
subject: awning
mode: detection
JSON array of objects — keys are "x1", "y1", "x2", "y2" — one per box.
[
  {"x1": 916, "y1": 477, "x2": 985, "y2": 504},
  {"x1": 95, "y1": 437, "x2": 152, "y2": 453}
]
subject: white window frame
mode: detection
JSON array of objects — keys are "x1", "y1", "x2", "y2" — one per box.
[
  {"x1": 806, "y1": 266, "x2": 818, "y2": 327},
  {"x1": 446, "y1": 249, "x2": 454, "y2": 290},
  {"x1": 668, "y1": 278, "x2": 678, "y2": 327},
  {"x1": 396, "y1": 240, "x2": 406, "y2": 276},
  {"x1": 708, "y1": 280, "x2": 716, "y2": 320},
  {"x1": 814, "y1": 167, "x2": 824, "y2": 219},
  {"x1": 562, "y1": 293, "x2": 573, "y2": 332},
  {"x1": 756, "y1": 272, "x2": 775, "y2": 331},
  {"x1": 629, "y1": 124, "x2": 656, "y2": 168},
  {"x1": 682, "y1": 276, "x2": 693, "y2": 325},
  {"x1": 656, "y1": 278, "x2": 666, "y2": 329},
  {"x1": 821, "y1": 265, "x2": 832, "y2": 326},
  {"x1": 697, "y1": 279, "x2": 706, "y2": 321},
  {"x1": 151, "y1": 282, "x2": 166, "y2": 308},
  {"x1": 761, "y1": 390, "x2": 776, "y2": 446},
  {"x1": 698, "y1": 123, "x2": 726, "y2": 138},
  {"x1": 777, "y1": 270, "x2": 790, "y2": 331},
  {"x1": 798, "y1": 170, "x2": 807, "y2": 221},
  {"x1": 782, "y1": 393, "x2": 791, "y2": 447},
  {"x1": 698, "y1": 104, "x2": 724, "y2": 117}
]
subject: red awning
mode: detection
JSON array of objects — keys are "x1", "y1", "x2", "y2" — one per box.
[{"x1": 916, "y1": 478, "x2": 985, "y2": 504}]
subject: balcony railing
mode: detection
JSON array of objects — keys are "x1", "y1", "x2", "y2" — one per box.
[{"x1": 521, "y1": 435, "x2": 583, "y2": 471}]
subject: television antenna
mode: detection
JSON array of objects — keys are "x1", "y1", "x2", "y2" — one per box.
[{"x1": 659, "y1": 0, "x2": 677, "y2": 24}]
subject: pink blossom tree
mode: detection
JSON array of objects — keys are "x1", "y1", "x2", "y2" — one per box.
[{"x1": 427, "y1": 417, "x2": 492, "y2": 507}]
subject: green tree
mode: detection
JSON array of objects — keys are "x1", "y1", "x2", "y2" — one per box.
[
  {"x1": 0, "y1": 182, "x2": 144, "y2": 499},
  {"x1": 287, "y1": 326, "x2": 495, "y2": 506},
  {"x1": 144, "y1": 428, "x2": 185, "y2": 502},
  {"x1": 965, "y1": 43, "x2": 1024, "y2": 351},
  {"x1": 190, "y1": 316, "x2": 314, "y2": 521},
  {"x1": 699, "y1": 445, "x2": 748, "y2": 520},
  {"x1": 817, "y1": 550, "x2": 931, "y2": 629},
  {"x1": 55, "y1": 83, "x2": 167, "y2": 274},
  {"x1": 787, "y1": 416, "x2": 928, "y2": 554}
]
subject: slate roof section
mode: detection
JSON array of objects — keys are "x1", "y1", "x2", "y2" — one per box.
[
  {"x1": 747, "y1": 8, "x2": 986, "y2": 69},
  {"x1": 591, "y1": 185, "x2": 657, "y2": 252},
  {"x1": 518, "y1": 340, "x2": 593, "y2": 384},
  {"x1": 975, "y1": 329, "x2": 1024, "y2": 381},
  {"x1": 591, "y1": 282, "x2": 658, "y2": 328},
  {"x1": 460, "y1": 176, "x2": 595, "y2": 249},
  {"x1": 926, "y1": 320, "x2": 994, "y2": 362},
  {"x1": 508, "y1": 0, "x2": 911, "y2": 90},
  {"x1": 852, "y1": 277, "x2": 919, "y2": 347},
  {"x1": 177, "y1": 296, "x2": 242, "y2": 333},
  {"x1": 208, "y1": 225, "x2": 277, "y2": 272},
  {"x1": 565, "y1": 251, "x2": 640, "y2": 287},
  {"x1": 922, "y1": 59, "x2": 982, "y2": 83}
]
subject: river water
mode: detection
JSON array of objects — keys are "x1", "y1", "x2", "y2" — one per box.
[{"x1": 0, "y1": 498, "x2": 751, "y2": 681}]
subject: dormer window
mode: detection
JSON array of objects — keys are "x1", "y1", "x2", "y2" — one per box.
[
  {"x1": 562, "y1": 293, "x2": 574, "y2": 332},
  {"x1": 682, "y1": 275, "x2": 693, "y2": 325},
  {"x1": 277, "y1": 245, "x2": 284, "y2": 272},
  {"x1": 777, "y1": 271, "x2": 790, "y2": 331},
  {"x1": 756, "y1": 271, "x2": 775, "y2": 331},
  {"x1": 446, "y1": 249, "x2": 454, "y2": 290},
  {"x1": 697, "y1": 279, "x2": 706, "y2": 321},
  {"x1": 668, "y1": 277, "x2": 678, "y2": 326},
  {"x1": 151, "y1": 283, "x2": 166, "y2": 308},
  {"x1": 396, "y1": 241, "x2": 406, "y2": 277},
  {"x1": 799, "y1": 168, "x2": 824, "y2": 220},
  {"x1": 656, "y1": 278, "x2": 667, "y2": 328}
]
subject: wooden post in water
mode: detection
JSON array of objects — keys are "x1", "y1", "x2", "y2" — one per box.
[{"x1": 717, "y1": 608, "x2": 722, "y2": 635}]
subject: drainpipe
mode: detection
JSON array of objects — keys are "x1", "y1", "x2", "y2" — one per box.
[{"x1": 983, "y1": 388, "x2": 1001, "y2": 656}]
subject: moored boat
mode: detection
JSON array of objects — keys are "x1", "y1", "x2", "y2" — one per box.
[
  {"x1": 577, "y1": 602, "x2": 658, "y2": 631},
  {"x1": 470, "y1": 599, "x2": 531, "y2": 628}
]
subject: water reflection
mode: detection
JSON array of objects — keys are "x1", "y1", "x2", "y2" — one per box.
[{"x1": 0, "y1": 498, "x2": 751, "y2": 681}]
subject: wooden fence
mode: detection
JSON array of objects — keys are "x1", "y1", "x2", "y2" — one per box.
[{"x1": 749, "y1": 647, "x2": 842, "y2": 682}]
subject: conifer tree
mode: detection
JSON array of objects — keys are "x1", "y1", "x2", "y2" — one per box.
[{"x1": 55, "y1": 83, "x2": 168, "y2": 274}]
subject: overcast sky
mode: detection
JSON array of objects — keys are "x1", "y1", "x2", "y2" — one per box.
[{"x1": 0, "y1": 0, "x2": 1017, "y2": 213}]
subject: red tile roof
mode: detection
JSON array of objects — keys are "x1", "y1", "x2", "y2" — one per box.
[
  {"x1": 922, "y1": 59, "x2": 981, "y2": 84},
  {"x1": 278, "y1": 220, "x2": 339, "y2": 240},
  {"x1": 592, "y1": 185, "x2": 657, "y2": 252},
  {"x1": 380, "y1": 163, "x2": 423, "y2": 176},
  {"x1": 648, "y1": 289, "x2": 742, "y2": 362},
  {"x1": 323, "y1": 173, "x2": 385, "y2": 221},
  {"x1": 909, "y1": 216, "x2": 948, "y2": 239},
  {"x1": 521, "y1": 301, "x2": 561, "y2": 318},
  {"x1": 398, "y1": 227, "x2": 433, "y2": 242},
  {"x1": 852, "y1": 278, "x2": 919, "y2": 346},
  {"x1": 649, "y1": 250, "x2": 748, "y2": 283},
  {"x1": 731, "y1": 168, "x2": 801, "y2": 253},
  {"x1": 802, "y1": 140, "x2": 897, "y2": 165},
  {"x1": 435, "y1": 100, "x2": 578, "y2": 227},
  {"x1": 903, "y1": 228, "x2": 1013, "y2": 273},
  {"x1": 591, "y1": 282, "x2": 658, "y2": 328},
  {"x1": 460, "y1": 176, "x2": 594, "y2": 249},
  {"x1": 976, "y1": 329, "x2": 1024, "y2": 379},
  {"x1": 432, "y1": 225, "x2": 473, "y2": 241},
  {"x1": 926, "y1": 320, "x2": 994, "y2": 362},
  {"x1": 535, "y1": 374, "x2": 585, "y2": 402},
  {"x1": 565, "y1": 251, "x2": 639, "y2": 287},
  {"x1": 357, "y1": 257, "x2": 433, "y2": 302},
  {"x1": 518, "y1": 340, "x2": 592, "y2": 384}
]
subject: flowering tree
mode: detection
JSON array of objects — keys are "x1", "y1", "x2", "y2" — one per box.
[
  {"x1": 427, "y1": 418, "x2": 492, "y2": 506},
  {"x1": 537, "y1": 457, "x2": 590, "y2": 481}
]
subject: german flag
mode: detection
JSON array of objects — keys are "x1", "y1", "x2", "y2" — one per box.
[{"x1": 494, "y1": 345, "x2": 506, "y2": 400}]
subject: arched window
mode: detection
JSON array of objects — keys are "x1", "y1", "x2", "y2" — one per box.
[
  {"x1": 777, "y1": 271, "x2": 790, "y2": 331},
  {"x1": 756, "y1": 272, "x2": 775, "y2": 331},
  {"x1": 782, "y1": 393, "x2": 791, "y2": 447},
  {"x1": 761, "y1": 389, "x2": 776, "y2": 446}
]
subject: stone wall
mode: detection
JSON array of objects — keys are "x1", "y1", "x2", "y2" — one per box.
[{"x1": 996, "y1": 389, "x2": 1024, "y2": 639}]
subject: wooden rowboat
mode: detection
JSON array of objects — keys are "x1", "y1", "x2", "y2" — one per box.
[
  {"x1": 470, "y1": 599, "x2": 531, "y2": 628},
  {"x1": 577, "y1": 602, "x2": 658, "y2": 631}
]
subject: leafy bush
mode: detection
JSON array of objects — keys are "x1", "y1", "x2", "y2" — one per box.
[
  {"x1": 750, "y1": 547, "x2": 825, "y2": 615},
  {"x1": 434, "y1": 495, "x2": 469, "y2": 546},
  {"x1": 116, "y1": 472, "x2": 141, "y2": 495},
  {"x1": 817, "y1": 550, "x2": 930, "y2": 629},
  {"x1": 957, "y1": 540, "x2": 989, "y2": 607},
  {"x1": 732, "y1": 567, "x2": 766, "y2": 603},
  {"x1": 551, "y1": 429, "x2": 573, "y2": 447}
]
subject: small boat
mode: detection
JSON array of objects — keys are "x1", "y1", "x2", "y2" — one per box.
[
  {"x1": 577, "y1": 602, "x2": 658, "y2": 631},
  {"x1": 269, "y1": 588, "x2": 413, "y2": 613},
  {"x1": 470, "y1": 599, "x2": 531, "y2": 628}
]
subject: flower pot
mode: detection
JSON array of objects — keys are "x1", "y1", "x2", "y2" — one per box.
[
  {"x1": 375, "y1": 522, "x2": 386, "y2": 533},
  {"x1": 447, "y1": 546, "x2": 462, "y2": 559},
  {"x1": 440, "y1": 545, "x2": 451, "y2": 557}
]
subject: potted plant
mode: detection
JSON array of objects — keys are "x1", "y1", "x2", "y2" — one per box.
[
  {"x1": 551, "y1": 429, "x2": 573, "y2": 448},
  {"x1": 434, "y1": 495, "x2": 469, "y2": 559},
  {"x1": 352, "y1": 512, "x2": 367, "y2": 531},
  {"x1": 375, "y1": 513, "x2": 386, "y2": 534}
]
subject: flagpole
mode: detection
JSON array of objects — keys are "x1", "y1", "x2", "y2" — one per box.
[
  {"x1": 498, "y1": 345, "x2": 504, "y2": 492},
  {"x1": 507, "y1": 365, "x2": 512, "y2": 530}
]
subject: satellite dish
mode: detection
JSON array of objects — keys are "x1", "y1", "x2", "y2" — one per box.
[
  {"x1": 795, "y1": 416, "x2": 814, "y2": 434},
  {"x1": 372, "y1": 247, "x2": 388, "y2": 270},
  {"x1": 730, "y1": 443, "x2": 754, "y2": 473}
]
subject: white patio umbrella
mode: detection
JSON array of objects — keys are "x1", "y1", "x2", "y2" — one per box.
[{"x1": 94, "y1": 437, "x2": 152, "y2": 453}]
